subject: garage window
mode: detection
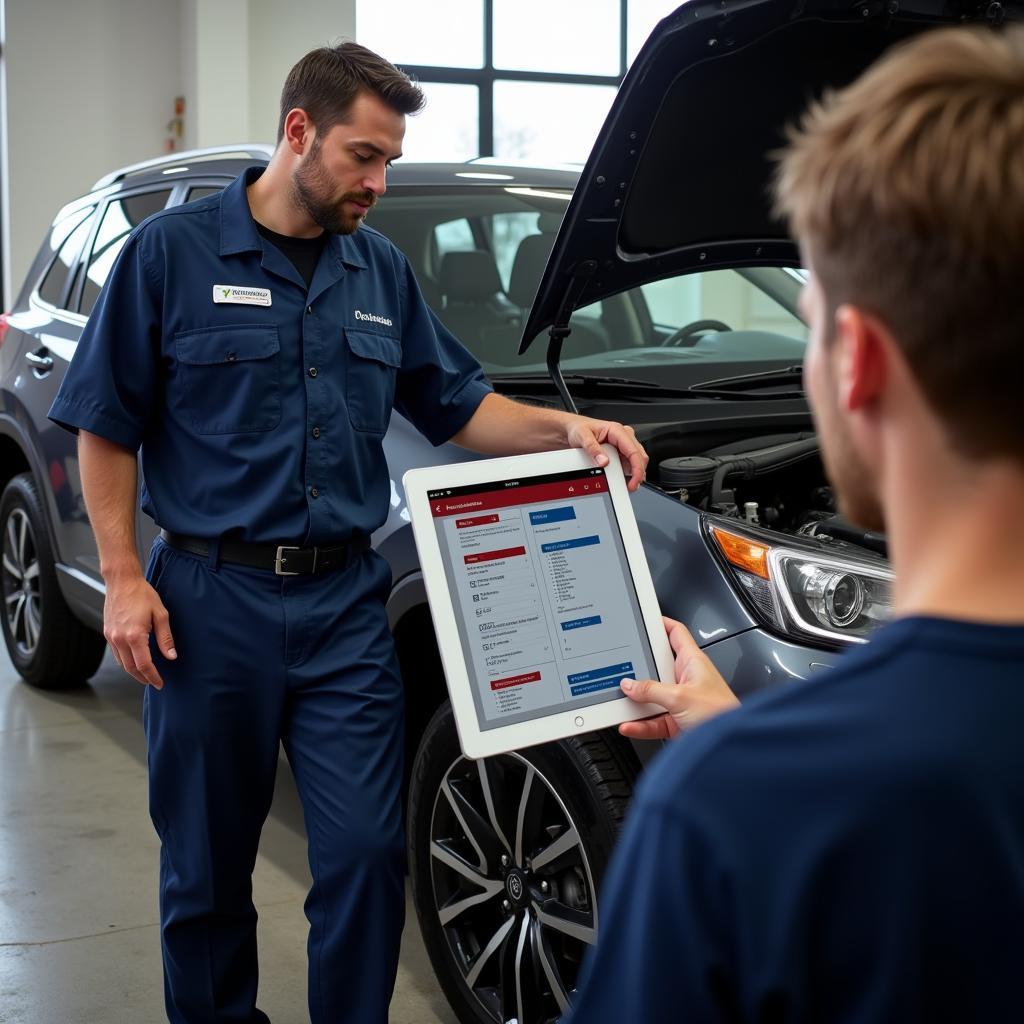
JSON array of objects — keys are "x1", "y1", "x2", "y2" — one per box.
[{"x1": 356, "y1": 0, "x2": 682, "y2": 162}]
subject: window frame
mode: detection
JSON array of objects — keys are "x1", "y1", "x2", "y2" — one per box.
[
  {"x1": 33, "y1": 204, "x2": 98, "y2": 314},
  {"x1": 394, "y1": 0, "x2": 631, "y2": 157},
  {"x1": 69, "y1": 185, "x2": 177, "y2": 317}
]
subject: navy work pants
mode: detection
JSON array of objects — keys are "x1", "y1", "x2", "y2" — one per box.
[{"x1": 143, "y1": 539, "x2": 405, "y2": 1024}]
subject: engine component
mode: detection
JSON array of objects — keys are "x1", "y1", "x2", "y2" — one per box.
[
  {"x1": 658, "y1": 456, "x2": 718, "y2": 504},
  {"x1": 802, "y1": 515, "x2": 888, "y2": 557}
]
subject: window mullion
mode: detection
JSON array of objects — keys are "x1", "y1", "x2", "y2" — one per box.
[
  {"x1": 482, "y1": 0, "x2": 495, "y2": 156},
  {"x1": 620, "y1": 0, "x2": 629, "y2": 76}
]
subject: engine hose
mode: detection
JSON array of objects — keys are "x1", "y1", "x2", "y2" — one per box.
[{"x1": 710, "y1": 438, "x2": 820, "y2": 504}]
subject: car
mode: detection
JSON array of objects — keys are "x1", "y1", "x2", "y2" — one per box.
[{"x1": 2, "y1": 1, "x2": 1011, "y2": 1020}]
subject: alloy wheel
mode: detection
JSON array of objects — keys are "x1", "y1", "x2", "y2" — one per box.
[
  {"x1": 429, "y1": 751, "x2": 599, "y2": 1024},
  {"x1": 2, "y1": 507, "x2": 42, "y2": 658}
]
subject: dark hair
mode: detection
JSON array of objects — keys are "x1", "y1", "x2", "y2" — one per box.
[{"x1": 276, "y1": 42, "x2": 425, "y2": 143}]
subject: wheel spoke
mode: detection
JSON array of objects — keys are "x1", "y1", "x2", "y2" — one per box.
[
  {"x1": 6, "y1": 518, "x2": 20, "y2": 571},
  {"x1": 446, "y1": 773, "x2": 508, "y2": 868},
  {"x1": 438, "y1": 879, "x2": 504, "y2": 926},
  {"x1": 464, "y1": 916, "x2": 515, "y2": 989},
  {"x1": 530, "y1": 825, "x2": 581, "y2": 872},
  {"x1": 477, "y1": 759, "x2": 512, "y2": 855},
  {"x1": 5, "y1": 591, "x2": 21, "y2": 607},
  {"x1": 10, "y1": 593, "x2": 25, "y2": 640},
  {"x1": 23, "y1": 561, "x2": 39, "y2": 582},
  {"x1": 499, "y1": 913, "x2": 531, "y2": 1024},
  {"x1": 430, "y1": 839, "x2": 494, "y2": 889},
  {"x1": 25, "y1": 598, "x2": 40, "y2": 647},
  {"x1": 3, "y1": 553, "x2": 21, "y2": 580},
  {"x1": 536, "y1": 903, "x2": 597, "y2": 946},
  {"x1": 532, "y1": 918, "x2": 571, "y2": 1014},
  {"x1": 441, "y1": 777, "x2": 487, "y2": 872},
  {"x1": 17, "y1": 514, "x2": 27, "y2": 572},
  {"x1": 514, "y1": 765, "x2": 535, "y2": 867}
]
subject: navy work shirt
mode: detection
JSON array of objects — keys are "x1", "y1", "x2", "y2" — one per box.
[
  {"x1": 567, "y1": 617, "x2": 1024, "y2": 1023},
  {"x1": 49, "y1": 167, "x2": 492, "y2": 544}
]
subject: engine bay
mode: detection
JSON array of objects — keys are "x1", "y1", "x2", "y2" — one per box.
[{"x1": 641, "y1": 428, "x2": 888, "y2": 557}]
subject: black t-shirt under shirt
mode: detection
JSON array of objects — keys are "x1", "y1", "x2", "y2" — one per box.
[{"x1": 256, "y1": 222, "x2": 327, "y2": 289}]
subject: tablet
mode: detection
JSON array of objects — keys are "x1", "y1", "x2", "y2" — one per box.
[{"x1": 403, "y1": 445, "x2": 675, "y2": 759}]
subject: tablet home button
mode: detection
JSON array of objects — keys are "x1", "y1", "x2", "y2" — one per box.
[{"x1": 574, "y1": 716, "x2": 585, "y2": 727}]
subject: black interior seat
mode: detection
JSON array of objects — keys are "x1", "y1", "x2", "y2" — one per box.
[
  {"x1": 438, "y1": 250, "x2": 522, "y2": 363},
  {"x1": 508, "y1": 232, "x2": 612, "y2": 358}
]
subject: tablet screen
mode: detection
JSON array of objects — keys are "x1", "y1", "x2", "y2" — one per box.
[{"x1": 427, "y1": 467, "x2": 658, "y2": 730}]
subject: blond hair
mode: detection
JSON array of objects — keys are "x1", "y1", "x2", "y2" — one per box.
[{"x1": 774, "y1": 26, "x2": 1024, "y2": 461}]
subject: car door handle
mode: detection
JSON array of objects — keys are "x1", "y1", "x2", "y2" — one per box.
[{"x1": 25, "y1": 347, "x2": 54, "y2": 372}]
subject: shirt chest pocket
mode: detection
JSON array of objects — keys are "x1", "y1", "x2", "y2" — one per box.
[
  {"x1": 174, "y1": 325, "x2": 281, "y2": 434},
  {"x1": 345, "y1": 329, "x2": 402, "y2": 434}
]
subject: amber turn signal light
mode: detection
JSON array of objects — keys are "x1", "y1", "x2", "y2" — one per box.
[{"x1": 710, "y1": 526, "x2": 770, "y2": 580}]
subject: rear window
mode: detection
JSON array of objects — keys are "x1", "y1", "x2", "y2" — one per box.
[
  {"x1": 37, "y1": 207, "x2": 95, "y2": 309},
  {"x1": 186, "y1": 186, "x2": 223, "y2": 202},
  {"x1": 78, "y1": 190, "x2": 172, "y2": 316}
]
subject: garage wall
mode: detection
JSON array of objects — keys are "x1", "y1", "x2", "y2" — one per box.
[
  {"x1": 247, "y1": 0, "x2": 356, "y2": 147},
  {"x1": 0, "y1": 0, "x2": 356, "y2": 305},
  {"x1": 1, "y1": 0, "x2": 183, "y2": 304}
]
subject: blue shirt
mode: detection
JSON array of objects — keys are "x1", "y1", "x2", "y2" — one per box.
[
  {"x1": 49, "y1": 167, "x2": 492, "y2": 544},
  {"x1": 567, "y1": 617, "x2": 1024, "y2": 1023}
]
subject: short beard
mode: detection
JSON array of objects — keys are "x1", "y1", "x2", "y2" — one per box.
[{"x1": 291, "y1": 139, "x2": 376, "y2": 235}]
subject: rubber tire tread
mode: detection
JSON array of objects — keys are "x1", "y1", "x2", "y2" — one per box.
[{"x1": 0, "y1": 472, "x2": 106, "y2": 689}]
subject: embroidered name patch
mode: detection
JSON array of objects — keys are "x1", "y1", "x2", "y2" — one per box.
[{"x1": 213, "y1": 285, "x2": 272, "y2": 306}]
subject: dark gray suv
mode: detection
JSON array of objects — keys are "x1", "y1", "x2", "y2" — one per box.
[{"x1": 2, "y1": 2, "x2": 1006, "y2": 1021}]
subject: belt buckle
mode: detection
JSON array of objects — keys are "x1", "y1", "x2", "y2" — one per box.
[{"x1": 275, "y1": 545, "x2": 302, "y2": 576}]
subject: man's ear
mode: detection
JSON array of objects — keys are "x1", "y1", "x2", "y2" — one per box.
[
  {"x1": 833, "y1": 304, "x2": 888, "y2": 413},
  {"x1": 282, "y1": 108, "x2": 314, "y2": 156}
]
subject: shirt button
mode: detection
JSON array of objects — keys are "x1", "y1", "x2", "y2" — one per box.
[
  {"x1": 312, "y1": 426, "x2": 321, "y2": 439},
  {"x1": 306, "y1": 305, "x2": 313, "y2": 315},
  {"x1": 226, "y1": 352, "x2": 236, "y2": 361},
  {"x1": 308, "y1": 366, "x2": 318, "y2": 378},
  {"x1": 310, "y1": 487, "x2": 319, "y2": 498}
]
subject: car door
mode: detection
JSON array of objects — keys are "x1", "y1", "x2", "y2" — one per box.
[{"x1": 32, "y1": 186, "x2": 173, "y2": 580}]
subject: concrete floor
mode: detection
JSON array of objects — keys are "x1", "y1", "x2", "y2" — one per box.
[{"x1": 0, "y1": 647, "x2": 459, "y2": 1024}]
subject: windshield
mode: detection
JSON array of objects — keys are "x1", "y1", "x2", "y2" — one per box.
[{"x1": 370, "y1": 187, "x2": 808, "y2": 387}]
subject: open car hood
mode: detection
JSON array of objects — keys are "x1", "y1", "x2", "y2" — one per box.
[{"x1": 520, "y1": 0, "x2": 1020, "y2": 354}]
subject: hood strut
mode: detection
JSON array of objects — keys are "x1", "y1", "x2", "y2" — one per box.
[{"x1": 540, "y1": 258, "x2": 598, "y2": 413}]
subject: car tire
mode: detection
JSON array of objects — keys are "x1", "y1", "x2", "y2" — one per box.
[
  {"x1": 408, "y1": 702, "x2": 638, "y2": 1024},
  {"x1": 0, "y1": 472, "x2": 106, "y2": 689}
]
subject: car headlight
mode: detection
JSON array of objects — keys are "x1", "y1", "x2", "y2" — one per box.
[{"x1": 706, "y1": 520, "x2": 892, "y2": 646}]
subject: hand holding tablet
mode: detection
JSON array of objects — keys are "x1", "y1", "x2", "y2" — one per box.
[{"x1": 403, "y1": 445, "x2": 675, "y2": 758}]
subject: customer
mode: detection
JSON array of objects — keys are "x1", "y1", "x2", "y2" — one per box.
[
  {"x1": 567, "y1": 25, "x2": 1024, "y2": 1023},
  {"x1": 48, "y1": 42, "x2": 647, "y2": 1024}
]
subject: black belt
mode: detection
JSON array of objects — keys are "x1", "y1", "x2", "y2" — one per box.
[{"x1": 159, "y1": 529, "x2": 369, "y2": 576}]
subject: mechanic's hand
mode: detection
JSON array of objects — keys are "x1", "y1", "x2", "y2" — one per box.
[
  {"x1": 618, "y1": 617, "x2": 739, "y2": 739},
  {"x1": 565, "y1": 416, "x2": 649, "y2": 492},
  {"x1": 103, "y1": 575, "x2": 176, "y2": 689}
]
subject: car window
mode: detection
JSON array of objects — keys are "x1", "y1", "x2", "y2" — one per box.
[
  {"x1": 78, "y1": 190, "x2": 173, "y2": 316},
  {"x1": 37, "y1": 207, "x2": 95, "y2": 309},
  {"x1": 434, "y1": 218, "x2": 476, "y2": 258},
  {"x1": 490, "y1": 211, "x2": 539, "y2": 291},
  {"x1": 186, "y1": 186, "x2": 223, "y2": 202},
  {"x1": 640, "y1": 270, "x2": 808, "y2": 340}
]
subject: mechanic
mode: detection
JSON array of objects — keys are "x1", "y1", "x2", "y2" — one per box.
[
  {"x1": 567, "y1": 25, "x2": 1024, "y2": 1023},
  {"x1": 48, "y1": 43, "x2": 647, "y2": 1024}
]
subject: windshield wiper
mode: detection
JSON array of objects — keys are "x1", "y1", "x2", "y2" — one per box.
[
  {"x1": 489, "y1": 372, "x2": 804, "y2": 401},
  {"x1": 489, "y1": 373, "x2": 719, "y2": 399},
  {"x1": 688, "y1": 365, "x2": 804, "y2": 395}
]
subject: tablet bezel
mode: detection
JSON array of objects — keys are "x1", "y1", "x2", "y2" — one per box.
[{"x1": 403, "y1": 444, "x2": 675, "y2": 759}]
